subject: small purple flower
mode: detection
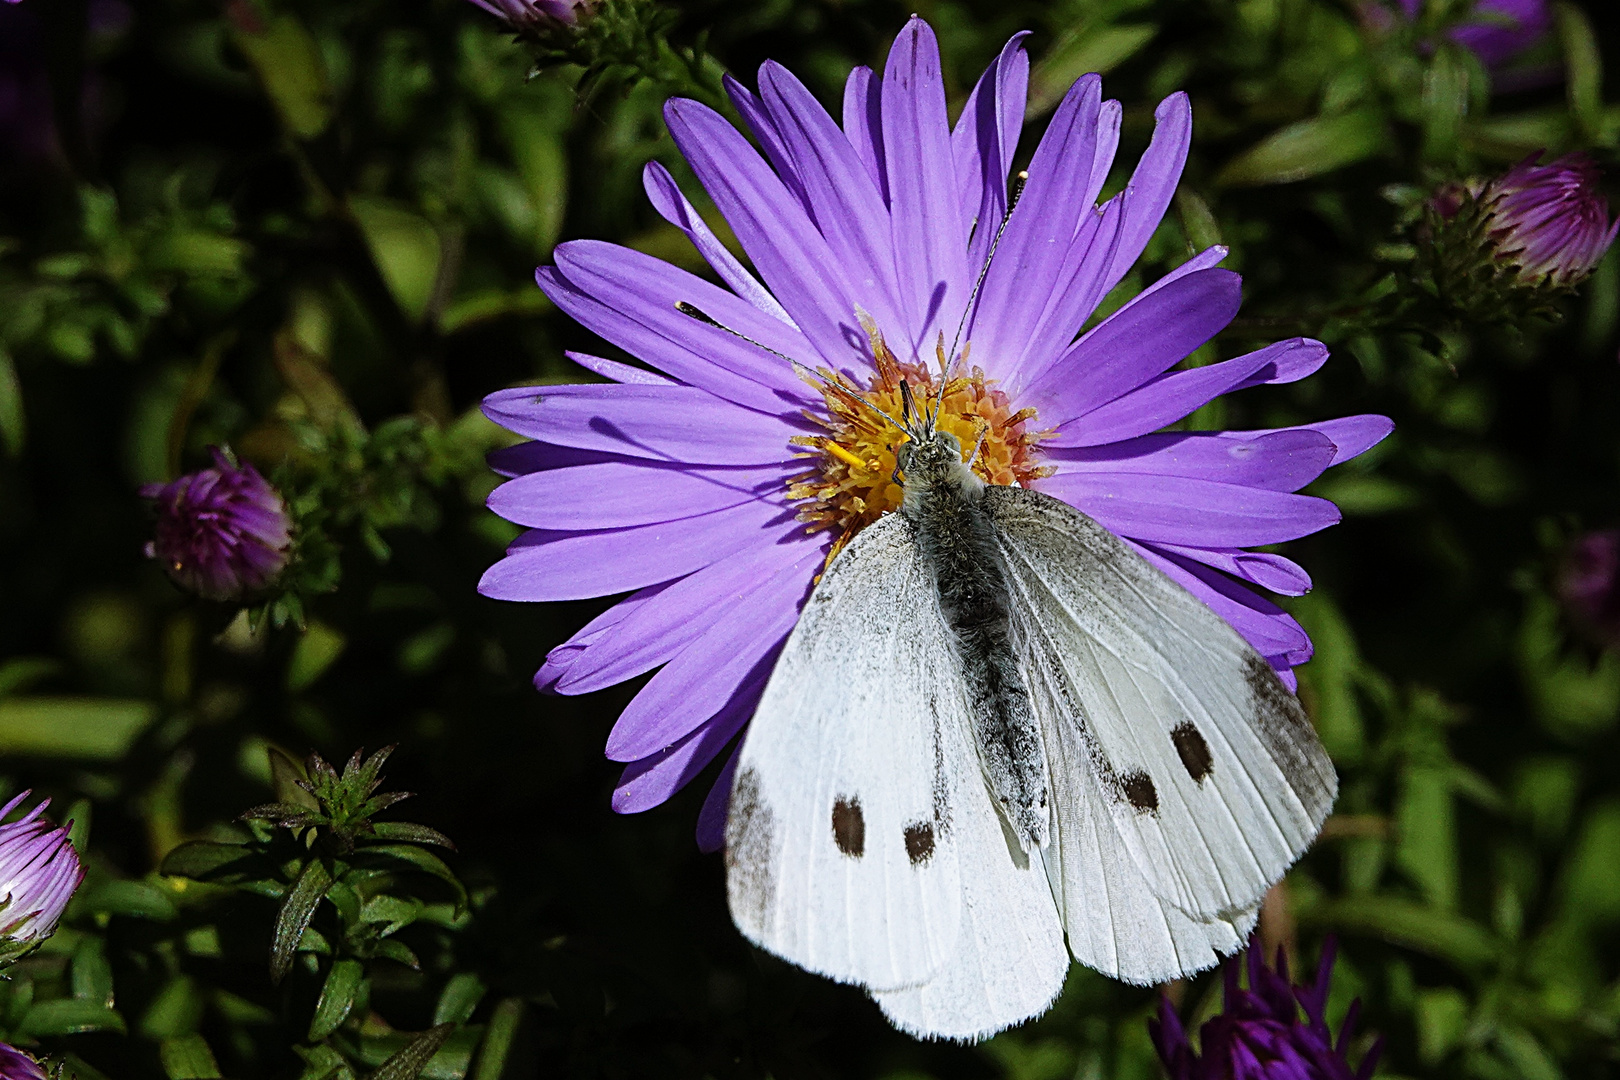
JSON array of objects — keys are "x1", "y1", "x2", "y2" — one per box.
[
  {"x1": 1473, "y1": 153, "x2": 1618, "y2": 288},
  {"x1": 465, "y1": 0, "x2": 590, "y2": 30},
  {"x1": 141, "y1": 448, "x2": 293, "y2": 602},
  {"x1": 1558, "y1": 529, "x2": 1620, "y2": 647},
  {"x1": 1151, "y1": 937, "x2": 1382, "y2": 1080},
  {"x1": 480, "y1": 18, "x2": 1391, "y2": 848},
  {"x1": 0, "y1": 792, "x2": 84, "y2": 953},
  {"x1": 0, "y1": 1045, "x2": 46, "y2": 1080},
  {"x1": 1388, "y1": 0, "x2": 1551, "y2": 71}
]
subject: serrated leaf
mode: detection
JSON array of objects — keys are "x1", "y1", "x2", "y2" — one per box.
[
  {"x1": 18, "y1": 999, "x2": 126, "y2": 1037},
  {"x1": 1218, "y1": 108, "x2": 1386, "y2": 186},
  {"x1": 160, "y1": 1034, "x2": 222, "y2": 1079},
  {"x1": 369, "y1": 822, "x2": 455, "y2": 849},
  {"x1": 370, "y1": 1023, "x2": 456, "y2": 1080},
  {"x1": 308, "y1": 959, "x2": 364, "y2": 1042},
  {"x1": 273, "y1": 859, "x2": 334, "y2": 984}
]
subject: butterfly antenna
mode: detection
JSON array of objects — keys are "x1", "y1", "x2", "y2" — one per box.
[
  {"x1": 946, "y1": 170, "x2": 1028, "y2": 373},
  {"x1": 677, "y1": 302, "x2": 912, "y2": 435}
]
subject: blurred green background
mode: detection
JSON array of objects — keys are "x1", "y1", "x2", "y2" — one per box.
[{"x1": 1, "y1": 0, "x2": 1619, "y2": 1076}]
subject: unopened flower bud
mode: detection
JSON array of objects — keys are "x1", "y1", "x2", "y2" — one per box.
[
  {"x1": 465, "y1": 0, "x2": 593, "y2": 31},
  {"x1": 0, "y1": 793, "x2": 83, "y2": 960},
  {"x1": 141, "y1": 447, "x2": 293, "y2": 602}
]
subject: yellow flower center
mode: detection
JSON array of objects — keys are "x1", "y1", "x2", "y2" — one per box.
[{"x1": 786, "y1": 324, "x2": 1052, "y2": 558}]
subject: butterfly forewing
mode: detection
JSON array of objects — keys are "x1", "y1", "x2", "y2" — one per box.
[
  {"x1": 727, "y1": 514, "x2": 966, "y2": 993},
  {"x1": 986, "y1": 487, "x2": 1337, "y2": 921}
]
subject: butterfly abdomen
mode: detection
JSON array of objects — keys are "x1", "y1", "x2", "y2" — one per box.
[{"x1": 901, "y1": 439, "x2": 1051, "y2": 852}]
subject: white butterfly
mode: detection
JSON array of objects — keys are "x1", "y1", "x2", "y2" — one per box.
[{"x1": 724, "y1": 385, "x2": 1337, "y2": 1042}]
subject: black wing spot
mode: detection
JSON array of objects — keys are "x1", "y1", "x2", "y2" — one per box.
[
  {"x1": 1121, "y1": 771, "x2": 1159, "y2": 814},
  {"x1": 1171, "y1": 722, "x2": 1214, "y2": 783},
  {"x1": 831, "y1": 795, "x2": 866, "y2": 857},
  {"x1": 903, "y1": 821, "x2": 935, "y2": 866}
]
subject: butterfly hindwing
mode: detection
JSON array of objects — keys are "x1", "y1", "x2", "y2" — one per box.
[
  {"x1": 727, "y1": 514, "x2": 966, "y2": 993},
  {"x1": 986, "y1": 486, "x2": 1336, "y2": 921}
]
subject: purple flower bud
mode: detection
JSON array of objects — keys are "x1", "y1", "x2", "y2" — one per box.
[
  {"x1": 0, "y1": 793, "x2": 84, "y2": 952},
  {"x1": 1388, "y1": 0, "x2": 1551, "y2": 71},
  {"x1": 141, "y1": 448, "x2": 293, "y2": 602},
  {"x1": 1559, "y1": 529, "x2": 1620, "y2": 648},
  {"x1": 464, "y1": 0, "x2": 593, "y2": 30},
  {"x1": 1150, "y1": 937, "x2": 1382, "y2": 1080},
  {"x1": 1477, "y1": 153, "x2": 1619, "y2": 288},
  {"x1": 0, "y1": 1045, "x2": 46, "y2": 1080}
]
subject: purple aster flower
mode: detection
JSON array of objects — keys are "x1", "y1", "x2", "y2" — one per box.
[
  {"x1": 0, "y1": 1046, "x2": 46, "y2": 1080},
  {"x1": 465, "y1": 0, "x2": 591, "y2": 30},
  {"x1": 1471, "y1": 153, "x2": 1618, "y2": 288},
  {"x1": 479, "y1": 18, "x2": 1392, "y2": 848},
  {"x1": 0, "y1": 792, "x2": 84, "y2": 957},
  {"x1": 1558, "y1": 529, "x2": 1620, "y2": 648},
  {"x1": 141, "y1": 448, "x2": 293, "y2": 602},
  {"x1": 1151, "y1": 937, "x2": 1382, "y2": 1080}
]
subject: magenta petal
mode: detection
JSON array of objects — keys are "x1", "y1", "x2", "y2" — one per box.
[
  {"x1": 841, "y1": 65, "x2": 888, "y2": 202},
  {"x1": 665, "y1": 96, "x2": 871, "y2": 369},
  {"x1": 952, "y1": 33, "x2": 1030, "y2": 270},
  {"x1": 1133, "y1": 541, "x2": 1312, "y2": 658},
  {"x1": 1097, "y1": 92, "x2": 1192, "y2": 298},
  {"x1": 611, "y1": 669, "x2": 765, "y2": 814},
  {"x1": 1047, "y1": 429, "x2": 1339, "y2": 493},
  {"x1": 487, "y1": 460, "x2": 792, "y2": 530},
  {"x1": 1045, "y1": 343, "x2": 1282, "y2": 448},
  {"x1": 551, "y1": 539, "x2": 820, "y2": 694},
  {"x1": 479, "y1": 499, "x2": 799, "y2": 602},
  {"x1": 1042, "y1": 471, "x2": 1341, "y2": 546},
  {"x1": 482, "y1": 383, "x2": 796, "y2": 467},
  {"x1": 565, "y1": 351, "x2": 675, "y2": 386},
  {"x1": 1023, "y1": 268, "x2": 1243, "y2": 427},
  {"x1": 696, "y1": 743, "x2": 743, "y2": 852},
  {"x1": 604, "y1": 556, "x2": 811, "y2": 760},
  {"x1": 883, "y1": 16, "x2": 971, "y2": 352},
  {"x1": 642, "y1": 162, "x2": 795, "y2": 326}
]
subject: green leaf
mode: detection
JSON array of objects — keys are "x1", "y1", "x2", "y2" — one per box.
[
  {"x1": 1556, "y1": 1, "x2": 1603, "y2": 140},
  {"x1": 71, "y1": 936, "x2": 115, "y2": 1008},
  {"x1": 308, "y1": 959, "x2": 365, "y2": 1042},
  {"x1": 160, "y1": 1035, "x2": 223, "y2": 1080},
  {"x1": 360, "y1": 894, "x2": 422, "y2": 936},
  {"x1": 287, "y1": 622, "x2": 348, "y2": 693},
  {"x1": 373, "y1": 939, "x2": 421, "y2": 971},
  {"x1": 1305, "y1": 896, "x2": 1501, "y2": 970},
  {"x1": 1558, "y1": 799, "x2": 1620, "y2": 926},
  {"x1": 1416, "y1": 986, "x2": 1470, "y2": 1065},
  {"x1": 370, "y1": 1023, "x2": 457, "y2": 1080},
  {"x1": 18, "y1": 998, "x2": 127, "y2": 1037},
  {"x1": 349, "y1": 197, "x2": 443, "y2": 324},
  {"x1": 369, "y1": 822, "x2": 455, "y2": 849},
  {"x1": 231, "y1": 14, "x2": 333, "y2": 139},
  {"x1": 80, "y1": 879, "x2": 179, "y2": 921},
  {"x1": 470, "y1": 999, "x2": 524, "y2": 1080},
  {"x1": 433, "y1": 973, "x2": 486, "y2": 1027},
  {"x1": 0, "y1": 347, "x2": 22, "y2": 457},
  {"x1": 273, "y1": 859, "x2": 334, "y2": 984},
  {"x1": 139, "y1": 976, "x2": 206, "y2": 1040},
  {"x1": 159, "y1": 840, "x2": 259, "y2": 881},
  {"x1": 1027, "y1": 25, "x2": 1157, "y2": 115},
  {"x1": 1422, "y1": 45, "x2": 1472, "y2": 163},
  {"x1": 0, "y1": 697, "x2": 157, "y2": 759},
  {"x1": 352, "y1": 845, "x2": 467, "y2": 913},
  {"x1": 1396, "y1": 765, "x2": 1460, "y2": 910},
  {"x1": 1217, "y1": 108, "x2": 1386, "y2": 186}
]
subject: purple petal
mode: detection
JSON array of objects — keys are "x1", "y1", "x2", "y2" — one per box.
[
  {"x1": 1006, "y1": 193, "x2": 1128, "y2": 390},
  {"x1": 537, "y1": 266, "x2": 799, "y2": 415},
  {"x1": 1041, "y1": 470, "x2": 1341, "y2": 546},
  {"x1": 566, "y1": 350, "x2": 675, "y2": 386},
  {"x1": 841, "y1": 66, "x2": 887, "y2": 202},
  {"x1": 604, "y1": 555, "x2": 811, "y2": 760},
  {"x1": 758, "y1": 61, "x2": 905, "y2": 333},
  {"x1": 883, "y1": 17, "x2": 972, "y2": 353},
  {"x1": 488, "y1": 442, "x2": 637, "y2": 478},
  {"x1": 1132, "y1": 541, "x2": 1313, "y2": 658},
  {"x1": 612, "y1": 669, "x2": 766, "y2": 813},
  {"x1": 642, "y1": 162, "x2": 795, "y2": 326},
  {"x1": 951, "y1": 33, "x2": 1030, "y2": 270},
  {"x1": 723, "y1": 74, "x2": 809, "y2": 210},
  {"x1": 1096, "y1": 92, "x2": 1192, "y2": 298},
  {"x1": 966, "y1": 75, "x2": 1103, "y2": 377},
  {"x1": 1047, "y1": 429, "x2": 1339, "y2": 493},
  {"x1": 482, "y1": 383, "x2": 796, "y2": 467},
  {"x1": 1043, "y1": 340, "x2": 1289, "y2": 448},
  {"x1": 478, "y1": 498, "x2": 800, "y2": 602},
  {"x1": 696, "y1": 743, "x2": 743, "y2": 852},
  {"x1": 1151, "y1": 543, "x2": 1313, "y2": 596},
  {"x1": 554, "y1": 241, "x2": 816, "y2": 402},
  {"x1": 1292, "y1": 414, "x2": 1395, "y2": 465},
  {"x1": 1022, "y1": 268, "x2": 1243, "y2": 429},
  {"x1": 1232, "y1": 337, "x2": 1330, "y2": 390},
  {"x1": 488, "y1": 460, "x2": 794, "y2": 530},
  {"x1": 535, "y1": 585, "x2": 658, "y2": 692},
  {"x1": 546, "y1": 538, "x2": 820, "y2": 694},
  {"x1": 665, "y1": 97, "x2": 873, "y2": 370}
]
